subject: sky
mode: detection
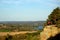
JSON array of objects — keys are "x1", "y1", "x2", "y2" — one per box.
[{"x1": 0, "y1": 0, "x2": 60, "y2": 21}]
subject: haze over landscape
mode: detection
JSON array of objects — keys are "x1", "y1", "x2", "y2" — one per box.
[
  {"x1": 0, "y1": 0, "x2": 60, "y2": 21},
  {"x1": 0, "y1": 0, "x2": 60, "y2": 40}
]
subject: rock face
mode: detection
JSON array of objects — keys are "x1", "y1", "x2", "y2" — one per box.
[{"x1": 40, "y1": 25, "x2": 60, "y2": 40}]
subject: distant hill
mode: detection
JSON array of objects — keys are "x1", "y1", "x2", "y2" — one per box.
[
  {"x1": 0, "y1": 21, "x2": 45, "y2": 25},
  {"x1": 0, "y1": 21, "x2": 45, "y2": 31}
]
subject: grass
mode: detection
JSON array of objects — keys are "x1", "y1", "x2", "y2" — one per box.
[
  {"x1": 0, "y1": 30, "x2": 42, "y2": 40},
  {"x1": 26, "y1": 31, "x2": 40, "y2": 40},
  {"x1": 0, "y1": 29, "x2": 11, "y2": 32}
]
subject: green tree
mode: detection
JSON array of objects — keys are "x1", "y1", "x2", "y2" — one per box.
[{"x1": 47, "y1": 7, "x2": 60, "y2": 27}]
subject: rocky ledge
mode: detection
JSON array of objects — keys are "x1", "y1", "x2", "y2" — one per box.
[{"x1": 40, "y1": 25, "x2": 60, "y2": 40}]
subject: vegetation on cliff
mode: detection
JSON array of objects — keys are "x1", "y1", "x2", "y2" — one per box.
[{"x1": 46, "y1": 7, "x2": 60, "y2": 27}]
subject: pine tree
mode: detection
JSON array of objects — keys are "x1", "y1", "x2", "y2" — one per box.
[{"x1": 47, "y1": 7, "x2": 60, "y2": 27}]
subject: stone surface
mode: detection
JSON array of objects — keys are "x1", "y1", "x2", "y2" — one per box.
[{"x1": 40, "y1": 25, "x2": 60, "y2": 40}]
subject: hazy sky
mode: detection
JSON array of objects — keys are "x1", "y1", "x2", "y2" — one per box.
[{"x1": 0, "y1": 0, "x2": 60, "y2": 21}]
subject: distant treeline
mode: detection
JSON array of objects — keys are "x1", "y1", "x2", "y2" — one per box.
[{"x1": 0, "y1": 21, "x2": 45, "y2": 32}]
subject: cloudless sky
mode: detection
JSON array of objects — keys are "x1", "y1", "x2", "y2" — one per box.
[{"x1": 0, "y1": 0, "x2": 60, "y2": 21}]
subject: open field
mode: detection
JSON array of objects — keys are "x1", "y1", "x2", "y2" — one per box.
[
  {"x1": 0, "y1": 31, "x2": 40, "y2": 40},
  {"x1": 0, "y1": 31, "x2": 38, "y2": 36}
]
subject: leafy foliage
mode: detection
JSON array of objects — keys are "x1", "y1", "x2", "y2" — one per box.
[{"x1": 47, "y1": 7, "x2": 60, "y2": 27}]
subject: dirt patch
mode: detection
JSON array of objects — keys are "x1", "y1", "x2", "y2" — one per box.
[{"x1": 0, "y1": 31, "x2": 37, "y2": 36}]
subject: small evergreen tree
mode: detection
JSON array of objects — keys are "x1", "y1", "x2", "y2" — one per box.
[{"x1": 47, "y1": 7, "x2": 60, "y2": 27}]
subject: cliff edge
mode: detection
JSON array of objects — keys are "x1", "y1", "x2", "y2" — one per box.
[{"x1": 40, "y1": 25, "x2": 60, "y2": 40}]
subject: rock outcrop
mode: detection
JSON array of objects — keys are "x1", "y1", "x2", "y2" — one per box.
[{"x1": 40, "y1": 25, "x2": 60, "y2": 40}]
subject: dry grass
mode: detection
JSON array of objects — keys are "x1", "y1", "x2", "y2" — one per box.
[{"x1": 0, "y1": 31, "x2": 37, "y2": 36}]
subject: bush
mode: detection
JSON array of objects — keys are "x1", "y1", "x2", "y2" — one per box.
[{"x1": 46, "y1": 7, "x2": 60, "y2": 27}]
